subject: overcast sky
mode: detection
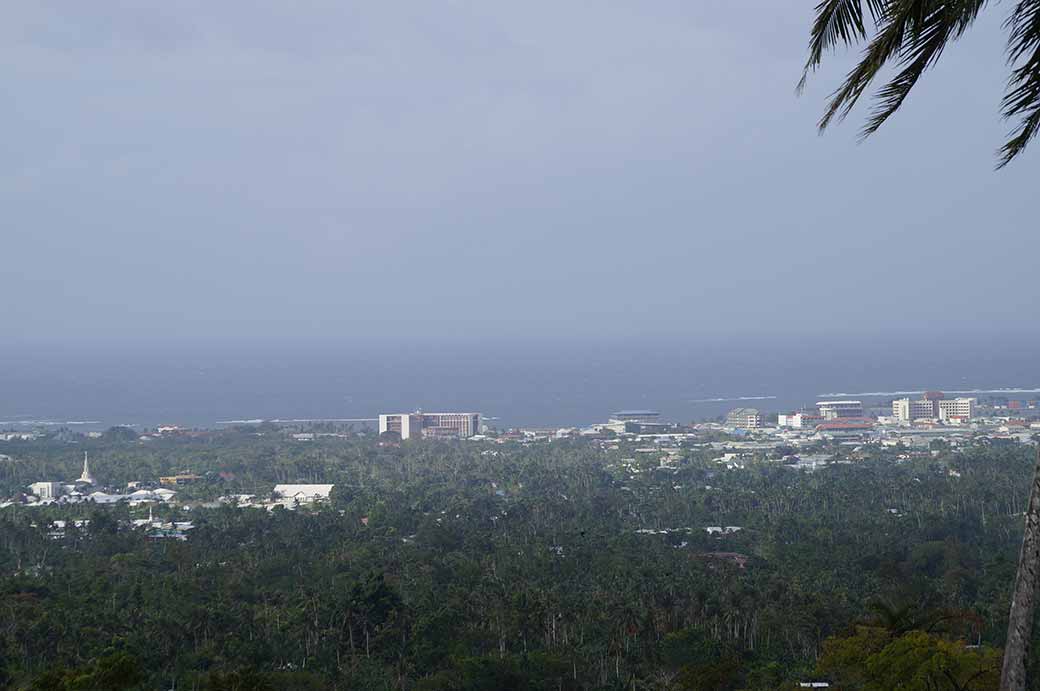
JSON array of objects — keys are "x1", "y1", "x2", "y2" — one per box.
[{"x1": 3, "y1": 2, "x2": 1036, "y2": 345}]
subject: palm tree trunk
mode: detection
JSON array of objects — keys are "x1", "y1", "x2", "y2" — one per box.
[{"x1": 1000, "y1": 447, "x2": 1040, "y2": 690}]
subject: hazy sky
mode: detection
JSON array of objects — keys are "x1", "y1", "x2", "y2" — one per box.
[{"x1": 3, "y1": 2, "x2": 1036, "y2": 344}]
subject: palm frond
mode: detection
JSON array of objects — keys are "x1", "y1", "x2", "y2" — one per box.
[
  {"x1": 806, "y1": 0, "x2": 1040, "y2": 165},
  {"x1": 999, "y1": 0, "x2": 1040, "y2": 166},
  {"x1": 862, "y1": 0, "x2": 986, "y2": 137},
  {"x1": 818, "y1": 0, "x2": 917, "y2": 130},
  {"x1": 818, "y1": 0, "x2": 985, "y2": 133},
  {"x1": 799, "y1": 0, "x2": 887, "y2": 92}
]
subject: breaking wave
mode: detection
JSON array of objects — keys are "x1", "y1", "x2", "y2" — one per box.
[
  {"x1": 818, "y1": 388, "x2": 1040, "y2": 397},
  {"x1": 689, "y1": 395, "x2": 778, "y2": 403}
]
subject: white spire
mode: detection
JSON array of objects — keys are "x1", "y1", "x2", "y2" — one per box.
[{"x1": 78, "y1": 451, "x2": 95, "y2": 485}]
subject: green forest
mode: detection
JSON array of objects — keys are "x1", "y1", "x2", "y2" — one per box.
[{"x1": 0, "y1": 430, "x2": 1036, "y2": 689}]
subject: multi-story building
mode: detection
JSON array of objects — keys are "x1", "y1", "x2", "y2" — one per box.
[
  {"x1": 610, "y1": 410, "x2": 660, "y2": 424},
  {"x1": 603, "y1": 410, "x2": 666, "y2": 434},
  {"x1": 892, "y1": 397, "x2": 939, "y2": 421},
  {"x1": 725, "y1": 408, "x2": 762, "y2": 429},
  {"x1": 938, "y1": 397, "x2": 976, "y2": 422},
  {"x1": 378, "y1": 413, "x2": 425, "y2": 440},
  {"x1": 778, "y1": 412, "x2": 824, "y2": 429},
  {"x1": 816, "y1": 400, "x2": 864, "y2": 419},
  {"x1": 378, "y1": 412, "x2": 482, "y2": 440},
  {"x1": 421, "y1": 413, "x2": 482, "y2": 438},
  {"x1": 892, "y1": 394, "x2": 976, "y2": 423}
]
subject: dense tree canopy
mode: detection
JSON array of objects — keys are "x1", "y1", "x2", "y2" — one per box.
[{"x1": 0, "y1": 430, "x2": 1034, "y2": 688}]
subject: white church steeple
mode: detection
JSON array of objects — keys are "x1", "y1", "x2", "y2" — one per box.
[{"x1": 78, "y1": 451, "x2": 95, "y2": 485}]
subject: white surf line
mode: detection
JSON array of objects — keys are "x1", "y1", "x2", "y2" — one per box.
[{"x1": 819, "y1": 388, "x2": 1040, "y2": 397}]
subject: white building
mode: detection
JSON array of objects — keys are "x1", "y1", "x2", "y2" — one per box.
[
  {"x1": 154, "y1": 488, "x2": 177, "y2": 502},
  {"x1": 892, "y1": 396, "x2": 975, "y2": 423},
  {"x1": 816, "y1": 401, "x2": 864, "y2": 419},
  {"x1": 892, "y1": 398, "x2": 938, "y2": 422},
  {"x1": 272, "y1": 484, "x2": 335, "y2": 503},
  {"x1": 379, "y1": 412, "x2": 481, "y2": 440},
  {"x1": 87, "y1": 491, "x2": 124, "y2": 504},
  {"x1": 29, "y1": 482, "x2": 62, "y2": 499},
  {"x1": 378, "y1": 413, "x2": 426, "y2": 439},
  {"x1": 939, "y1": 397, "x2": 976, "y2": 422},
  {"x1": 777, "y1": 413, "x2": 824, "y2": 429},
  {"x1": 725, "y1": 408, "x2": 762, "y2": 429},
  {"x1": 127, "y1": 488, "x2": 176, "y2": 504}
]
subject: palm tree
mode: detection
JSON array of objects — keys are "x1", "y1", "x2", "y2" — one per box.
[
  {"x1": 804, "y1": 5, "x2": 1039, "y2": 678},
  {"x1": 801, "y1": 0, "x2": 1040, "y2": 167},
  {"x1": 1000, "y1": 447, "x2": 1040, "y2": 691}
]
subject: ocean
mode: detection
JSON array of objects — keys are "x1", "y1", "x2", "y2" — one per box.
[{"x1": 1, "y1": 336, "x2": 1037, "y2": 430}]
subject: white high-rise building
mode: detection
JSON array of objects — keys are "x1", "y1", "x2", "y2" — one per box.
[
  {"x1": 378, "y1": 413, "x2": 425, "y2": 440},
  {"x1": 938, "y1": 398, "x2": 976, "y2": 421},
  {"x1": 725, "y1": 408, "x2": 762, "y2": 429},
  {"x1": 892, "y1": 395, "x2": 975, "y2": 423},
  {"x1": 379, "y1": 412, "x2": 482, "y2": 440},
  {"x1": 892, "y1": 398, "x2": 939, "y2": 422}
]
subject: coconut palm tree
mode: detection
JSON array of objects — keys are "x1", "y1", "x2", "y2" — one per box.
[
  {"x1": 801, "y1": 0, "x2": 1040, "y2": 167},
  {"x1": 1000, "y1": 448, "x2": 1040, "y2": 690}
]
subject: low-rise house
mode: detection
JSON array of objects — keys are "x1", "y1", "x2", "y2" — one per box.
[
  {"x1": 127, "y1": 488, "x2": 176, "y2": 505},
  {"x1": 705, "y1": 526, "x2": 743, "y2": 536},
  {"x1": 220, "y1": 493, "x2": 257, "y2": 506},
  {"x1": 87, "y1": 491, "x2": 125, "y2": 504},
  {"x1": 269, "y1": 484, "x2": 335, "y2": 509},
  {"x1": 273, "y1": 484, "x2": 334, "y2": 501}
]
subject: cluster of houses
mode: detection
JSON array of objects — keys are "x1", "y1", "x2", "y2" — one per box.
[
  {"x1": 32, "y1": 511, "x2": 196, "y2": 541},
  {"x1": 217, "y1": 484, "x2": 335, "y2": 510},
  {"x1": 130, "y1": 508, "x2": 195, "y2": 541},
  {"x1": 8, "y1": 448, "x2": 335, "y2": 512},
  {"x1": 5, "y1": 453, "x2": 183, "y2": 508},
  {"x1": 15, "y1": 479, "x2": 335, "y2": 514},
  {"x1": 7, "y1": 454, "x2": 177, "y2": 508},
  {"x1": 3, "y1": 451, "x2": 336, "y2": 543}
]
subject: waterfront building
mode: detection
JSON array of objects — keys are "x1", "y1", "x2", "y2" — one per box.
[
  {"x1": 725, "y1": 408, "x2": 762, "y2": 429},
  {"x1": 892, "y1": 398, "x2": 939, "y2": 421},
  {"x1": 938, "y1": 397, "x2": 976, "y2": 422},
  {"x1": 892, "y1": 393, "x2": 976, "y2": 422},
  {"x1": 816, "y1": 401, "x2": 864, "y2": 419},
  {"x1": 378, "y1": 412, "x2": 482, "y2": 440},
  {"x1": 603, "y1": 410, "x2": 667, "y2": 434},
  {"x1": 378, "y1": 413, "x2": 424, "y2": 439},
  {"x1": 610, "y1": 410, "x2": 660, "y2": 423},
  {"x1": 778, "y1": 412, "x2": 824, "y2": 429}
]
